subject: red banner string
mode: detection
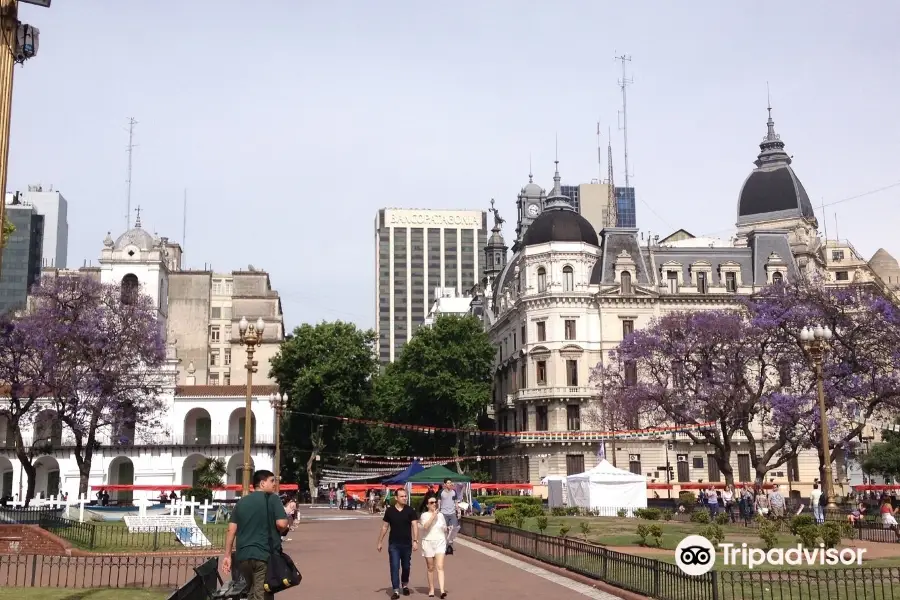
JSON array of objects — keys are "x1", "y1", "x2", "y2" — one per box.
[{"x1": 285, "y1": 409, "x2": 714, "y2": 440}]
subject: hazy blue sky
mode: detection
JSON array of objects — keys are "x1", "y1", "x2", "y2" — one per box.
[{"x1": 9, "y1": 2, "x2": 899, "y2": 330}]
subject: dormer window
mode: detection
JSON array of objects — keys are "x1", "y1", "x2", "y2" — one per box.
[
  {"x1": 537, "y1": 267, "x2": 547, "y2": 293},
  {"x1": 725, "y1": 271, "x2": 737, "y2": 292},
  {"x1": 772, "y1": 271, "x2": 784, "y2": 284},
  {"x1": 563, "y1": 266, "x2": 574, "y2": 292},
  {"x1": 696, "y1": 272, "x2": 708, "y2": 294},
  {"x1": 667, "y1": 271, "x2": 678, "y2": 294},
  {"x1": 621, "y1": 271, "x2": 632, "y2": 295}
]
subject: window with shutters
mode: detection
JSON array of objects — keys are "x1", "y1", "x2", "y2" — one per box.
[
  {"x1": 536, "y1": 406, "x2": 549, "y2": 431},
  {"x1": 622, "y1": 319, "x2": 634, "y2": 338},
  {"x1": 566, "y1": 454, "x2": 585, "y2": 476},
  {"x1": 738, "y1": 454, "x2": 751, "y2": 482},
  {"x1": 697, "y1": 271, "x2": 708, "y2": 294},
  {"x1": 563, "y1": 266, "x2": 574, "y2": 291},
  {"x1": 707, "y1": 455, "x2": 721, "y2": 482},
  {"x1": 566, "y1": 360, "x2": 578, "y2": 386},
  {"x1": 537, "y1": 267, "x2": 547, "y2": 292},
  {"x1": 536, "y1": 361, "x2": 547, "y2": 385},
  {"x1": 536, "y1": 321, "x2": 546, "y2": 342},
  {"x1": 621, "y1": 271, "x2": 632, "y2": 294},
  {"x1": 565, "y1": 319, "x2": 576, "y2": 340},
  {"x1": 667, "y1": 270, "x2": 678, "y2": 293},
  {"x1": 725, "y1": 271, "x2": 737, "y2": 292},
  {"x1": 629, "y1": 454, "x2": 642, "y2": 476},
  {"x1": 566, "y1": 404, "x2": 581, "y2": 431}
]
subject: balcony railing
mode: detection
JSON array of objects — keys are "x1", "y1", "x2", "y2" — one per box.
[
  {"x1": 511, "y1": 386, "x2": 595, "y2": 402},
  {"x1": 0, "y1": 433, "x2": 275, "y2": 450}
]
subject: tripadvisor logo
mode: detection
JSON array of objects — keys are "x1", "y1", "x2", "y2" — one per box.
[{"x1": 675, "y1": 535, "x2": 866, "y2": 576}]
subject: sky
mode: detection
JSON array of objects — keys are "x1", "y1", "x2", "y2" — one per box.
[{"x1": 8, "y1": 1, "x2": 900, "y2": 331}]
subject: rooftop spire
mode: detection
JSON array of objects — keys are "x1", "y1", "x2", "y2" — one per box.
[
  {"x1": 134, "y1": 205, "x2": 142, "y2": 228},
  {"x1": 528, "y1": 154, "x2": 533, "y2": 183},
  {"x1": 544, "y1": 155, "x2": 573, "y2": 210},
  {"x1": 754, "y1": 94, "x2": 792, "y2": 169}
]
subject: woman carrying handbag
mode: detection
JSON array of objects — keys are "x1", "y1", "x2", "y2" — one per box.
[{"x1": 419, "y1": 497, "x2": 448, "y2": 598}]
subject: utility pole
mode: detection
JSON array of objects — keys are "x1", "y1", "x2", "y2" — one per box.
[
  {"x1": 0, "y1": 0, "x2": 51, "y2": 279},
  {"x1": 0, "y1": 0, "x2": 18, "y2": 278},
  {"x1": 615, "y1": 53, "x2": 634, "y2": 190}
]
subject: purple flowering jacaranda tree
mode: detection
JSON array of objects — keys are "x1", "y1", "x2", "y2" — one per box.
[
  {"x1": 591, "y1": 309, "x2": 815, "y2": 486},
  {"x1": 0, "y1": 314, "x2": 49, "y2": 504},
  {"x1": 745, "y1": 277, "x2": 900, "y2": 483},
  {"x1": 28, "y1": 275, "x2": 167, "y2": 497}
]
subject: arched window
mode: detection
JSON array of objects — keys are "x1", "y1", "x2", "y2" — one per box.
[
  {"x1": 563, "y1": 266, "x2": 574, "y2": 292},
  {"x1": 621, "y1": 271, "x2": 632, "y2": 295},
  {"x1": 772, "y1": 271, "x2": 784, "y2": 284},
  {"x1": 537, "y1": 267, "x2": 547, "y2": 293},
  {"x1": 121, "y1": 274, "x2": 139, "y2": 304}
]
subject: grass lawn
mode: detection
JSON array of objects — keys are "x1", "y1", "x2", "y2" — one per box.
[
  {"x1": 495, "y1": 516, "x2": 900, "y2": 570},
  {"x1": 0, "y1": 589, "x2": 170, "y2": 600},
  {"x1": 50, "y1": 519, "x2": 229, "y2": 553}
]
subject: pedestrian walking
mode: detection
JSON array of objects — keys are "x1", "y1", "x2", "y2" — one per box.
[
  {"x1": 419, "y1": 497, "x2": 448, "y2": 598},
  {"x1": 377, "y1": 488, "x2": 419, "y2": 599},
  {"x1": 222, "y1": 470, "x2": 290, "y2": 600},
  {"x1": 439, "y1": 479, "x2": 460, "y2": 555},
  {"x1": 810, "y1": 483, "x2": 824, "y2": 523}
]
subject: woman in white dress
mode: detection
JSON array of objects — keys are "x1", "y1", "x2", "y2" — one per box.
[{"x1": 419, "y1": 497, "x2": 448, "y2": 598}]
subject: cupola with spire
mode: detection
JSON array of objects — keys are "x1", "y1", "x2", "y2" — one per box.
[
  {"x1": 736, "y1": 106, "x2": 816, "y2": 229},
  {"x1": 522, "y1": 161, "x2": 598, "y2": 247}
]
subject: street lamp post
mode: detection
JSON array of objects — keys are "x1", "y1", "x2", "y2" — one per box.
[
  {"x1": 238, "y1": 316, "x2": 266, "y2": 495},
  {"x1": 800, "y1": 324, "x2": 838, "y2": 510},
  {"x1": 0, "y1": 0, "x2": 49, "y2": 278},
  {"x1": 269, "y1": 391, "x2": 287, "y2": 494}
]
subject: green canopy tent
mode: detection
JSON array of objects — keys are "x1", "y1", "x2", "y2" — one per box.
[{"x1": 404, "y1": 465, "x2": 473, "y2": 511}]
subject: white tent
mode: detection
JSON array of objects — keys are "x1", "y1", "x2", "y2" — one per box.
[{"x1": 565, "y1": 459, "x2": 647, "y2": 516}]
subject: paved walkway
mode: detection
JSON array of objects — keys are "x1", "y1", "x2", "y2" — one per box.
[{"x1": 277, "y1": 508, "x2": 619, "y2": 599}]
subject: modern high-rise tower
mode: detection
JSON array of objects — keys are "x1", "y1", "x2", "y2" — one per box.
[{"x1": 374, "y1": 208, "x2": 488, "y2": 363}]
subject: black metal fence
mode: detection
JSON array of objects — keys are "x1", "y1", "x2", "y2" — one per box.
[
  {"x1": 461, "y1": 518, "x2": 900, "y2": 600},
  {"x1": 38, "y1": 514, "x2": 226, "y2": 552},
  {"x1": 0, "y1": 553, "x2": 213, "y2": 588},
  {"x1": 0, "y1": 506, "x2": 63, "y2": 525},
  {"x1": 461, "y1": 518, "x2": 715, "y2": 600}
]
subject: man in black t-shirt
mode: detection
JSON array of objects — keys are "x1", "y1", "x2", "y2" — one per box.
[{"x1": 377, "y1": 488, "x2": 419, "y2": 599}]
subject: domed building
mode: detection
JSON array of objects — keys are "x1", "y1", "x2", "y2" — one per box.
[{"x1": 477, "y1": 111, "x2": 865, "y2": 493}]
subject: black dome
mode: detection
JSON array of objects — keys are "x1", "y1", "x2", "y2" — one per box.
[
  {"x1": 738, "y1": 165, "x2": 815, "y2": 222},
  {"x1": 522, "y1": 208, "x2": 599, "y2": 247}
]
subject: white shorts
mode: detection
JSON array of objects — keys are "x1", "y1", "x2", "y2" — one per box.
[
  {"x1": 421, "y1": 539, "x2": 446, "y2": 558},
  {"x1": 883, "y1": 513, "x2": 898, "y2": 527}
]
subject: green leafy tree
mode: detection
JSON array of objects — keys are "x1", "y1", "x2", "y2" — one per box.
[
  {"x1": 270, "y1": 321, "x2": 380, "y2": 499},
  {"x1": 861, "y1": 428, "x2": 900, "y2": 480},
  {"x1": 377, "y1": 315, "x2": 494, "y2": 468}
]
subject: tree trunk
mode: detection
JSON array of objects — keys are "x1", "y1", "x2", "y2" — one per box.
[
  {"x1": 13, "y1": 430, "x2": 36, "y2": 505},
  {"x1": 453, "y1": 433, "x2": 465, "y2": 474},
  {"x1": 306, "y1": 452, "x2": 318, "y2": 504}
]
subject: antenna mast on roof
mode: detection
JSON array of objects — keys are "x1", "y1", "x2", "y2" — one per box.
[
  {"x1": 125, "y1": 117, "x2": 138, "y2": 230},
  {"x1": 615, "y1": 54, "x2": 633, "y2": 189},
  {"x1": 182, "y1": 188, "x2": 188, "y2": 261},
  {"x1": 607, "y1": 128, "x2": 617, "y2": 228}
]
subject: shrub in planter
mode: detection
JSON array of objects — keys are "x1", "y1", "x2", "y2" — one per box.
[
  {"x1": 515, "y1": 503, "x2": 545, "y2": 518},
  {"x1": 679, "y1": 491, "x2": 697, "y2": 506},
  {"x1": 550, "y1": 507, "x2": 567, "y2": 517},
  {"x1": 661, "y1": 509, "x2": 674, "y2": 521},
  {"x1": 536, "y1": 515, "x2": 549, "y2": 533},
  {"x1": 579, "y1": 521, "x2": 592, "y2": 539},
  {"x1": 649, "y1": 524, "x2": 664, "y2": 547},
  {"x1": 636, "y1": 524, "x2": 650, "y2": 546},
  {"x1": 714, "y1": 511, "x2": 730, "y2": 525},
  {"x1": 560, "y1": 524, "x2": 571, "y2": 538},
  {"x1": 758, "y1": 520, "x2": 779, "y2": 550},
  {"x1": 616, "y1": 509, "x2": 627, "y2": 518}
]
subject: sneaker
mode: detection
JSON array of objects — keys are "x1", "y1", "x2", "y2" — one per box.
[
  {"x1": 391, "y1": 592, "x2": 400, "y2": 599},
  {"x1": 402, "y1": 587, "x2": 411, "y2": 596},
  {"x1": 446, "y1": 544, "x2": 454, "y2": 555}
]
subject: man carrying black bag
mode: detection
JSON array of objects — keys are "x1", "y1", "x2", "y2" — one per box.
[{"x1": 222, "y1": 470, "x2": 291, "y2": 600}]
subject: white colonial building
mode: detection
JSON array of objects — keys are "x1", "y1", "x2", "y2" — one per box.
[
  {"x1": 472, "y1": 110, "x2": 892, "y2": 499},
  {"x1": 0, "y1": 217, "x2": 277, "y2": 502}
]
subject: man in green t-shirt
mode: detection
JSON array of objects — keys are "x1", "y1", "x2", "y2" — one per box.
[{"x1": 222, "y1": 470, "x2": 289, "y2": 600}]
